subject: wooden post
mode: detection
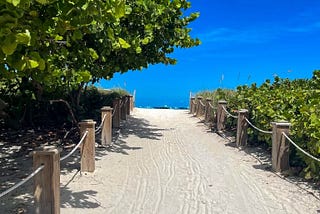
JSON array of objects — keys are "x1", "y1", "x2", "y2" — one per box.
[
  {"x1": 236, "y1": 109, "x2": 249, "y2": 148},
  {"x1": 101, "y1": 106, "x2": 113, "y2": 147},
  {"x1": 112, "y1": 98, "x2": 120, "y2": 129},
  {"x1": 196, "y1": 96, "x2": 203, "y2": 117},
  {"x1": 205, "y1": 98, "x2": 212, "y2": 123},
  {"x1": 126, "y1": 95, "x2": 131, "y2": 115},
  {"x1": 121, "y1": 96, "x2": 127, "y2": 120},
  {"x1": 129, "y1": 95, "x2": 134, "y2": 112},
  {"x1": 133, "y1": 90, "x2": 136, "y2": 106},
  {"x1": 192, "y1": 97, "x2": 197, "y2": 115},
  {"x1": 79, "y1": 119, "x2": 96, "y2": 172},
  {"x1": 217, "y1": 100, "x2": 227, "y2": 132},
  {"x1": 190, "y1": 97, "x2": 195, "y2": 114},
  {"x1": 189, "y1": 97, "x2": 193, "y2": 113},
  {"x1": 272, "y1": 122, "x2": 291, "y2": 172},
  {"x1": 33, "y1": 146, "x2": 60, "y2": 214}
]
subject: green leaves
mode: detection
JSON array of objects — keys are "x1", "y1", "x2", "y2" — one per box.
[
  {"x1": 89, "y1": 48, "x2": 99, "y2": 60},
  {"x1": 16, "y1": 30, "x2": 31, "y2": 45},
  {"x1": 118, "y1": 38, "x2": 131, "y2": 49},
  {"x1": 6, "y1": 0, "x2": 20, "y2": 6},
  {"x1": 114, "y1": 1, "x2": 126, "y2": 19},
  {"x1": 1, "y1": 36, "x2": 17, "y2": 55},
  {"x1": 228, "y1": 72, "x2": 320, "y2": 180}
]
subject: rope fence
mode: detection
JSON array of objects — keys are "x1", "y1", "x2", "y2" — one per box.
[
  {"x1": 60, "y1": 131, "x2": 88, "y2": 162},
  {"x1": 282, "y1": 132, "x2": 320, "y2": 162},
  {"x1": 189, "y1": 96, "x2": 320, "y2": 173},
  {"x1": 95, "y1": 114, "x2": 106, "y2": 133},
  {"x1": 199, "y1": 100, "x2": 206, "y2": 107},
  {"x1": 221, "y1": 105, "x2": 238, "y2": 119},
  {"x1": 244, "y1": 117, "x2": 272, "y2": 134},
  {"x1": 0, "y1": 94, "x2": 135, "y2": 213},
  {"x1": 0, "y1": 165, "x2": 44, "y2": 199},
  {"x1": 208, "y1": 102, "x2": 215, "y2": 110},
  {"x1": 112, "y1": 103, "x2": 118, "y2": 117}
]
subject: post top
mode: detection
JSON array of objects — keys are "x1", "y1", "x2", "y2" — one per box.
[
  {"x1": 218, "y1": 100, "x2": 227, "y2": 104},
  {"x1": 206, "y1": 98, "x2": 212, "y2": 101},
  {"x1": 197, "y1": 96, "x2": 203, "y2": 99},
  {"x1": 79, "y1": 119, "x2": 96, "y2": 125},
  {"x1": 191, "y1": 97, "x2": 195, "y2": 100},
  {"x1": 274, "y1": 122, "x2": 291, "y2": 127},
  {"x1": 32, "y1": 145, "x2": 60, "y2": 155},
  {"x1": 239, "y1": 109, "x2": 249, "y2": 113},
  {"x1": 101, "y1": 106, "x2": 113, "y2": 111}
]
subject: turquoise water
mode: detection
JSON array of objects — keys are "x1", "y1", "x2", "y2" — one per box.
[{"x1": 135, "y1": 96, "x2": 189, "y2": 109}]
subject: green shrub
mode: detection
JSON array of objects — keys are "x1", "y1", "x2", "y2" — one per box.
[{"x1": 197, "y1": 71, "x2": 320, "y2": 180}]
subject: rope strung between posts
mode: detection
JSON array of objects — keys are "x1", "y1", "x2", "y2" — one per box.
[
  {"x1": 208, "y1": 102, "x2": 216, "y2": 110},
  {"x1": 95, "y1": 114, "x2": 106, "y2": 134},
  {"x1": 60, "y1": 131, "x2": 88, "y2": 162},
  {"x1": 282, "y1": 132, "x2": 320, "y2": 162},
  {"x1": 192, "y1": 100, "x2": 197, "y2": 105},
  {"x1": 112, "y1": 103, "x2": 118, "y2": 117},
  {"x1": 119, "y1": 100, "x2": 123, "y2": 108},
  {"x1": 199, "y1": 100, "x2": 206, "y2": 107},
  {"x1": 221, "y1": 105, "x2": 238, "y2": 119},
  {"x1": 0, "y1": 165, "x2": 44, "y2": 198},
  {"x1": 244, "y1": 117, "x2": 273, "y2": 134}
]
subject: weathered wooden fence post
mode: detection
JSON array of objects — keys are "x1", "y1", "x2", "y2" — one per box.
[
  {"x1": 101, "y1": 106, "x2": 113, "y2": 147},
  {"x1": 121, "y1": 96, "x2": 127, "y2": 120},
  {"x1": 79, "y1": 119, "x2": 96, "y2": 172},
  {"x1": 112, "y1": 98, "x2": 120, "y2": 129},
  {"x1": 126, "y1": 95, "x2": 131, "y2": 115},
  {"x1": 33, "y1": 146, "x2": 60, "y2": 214},
  {"x1": 205, "y1": 98, "x2": 212, "y2": 123},
  {"x1": 217, "y1": 100, "x2": 227, "y2": 132},
  {"x1": 129, "y1": 95, "x2": 134, "y2": 112},
  {"x1": 196, "y1": 96, "x2": 203, "y2": 117},
  {"x1": 190, "y1": 97, "x2": 195, "y2": 114},
  {"x1": 272, "y1": 122, "x2": 291, "y2": 172},
  {"x1": 189, "y1": 97, "x2": 194, "y2": 113},
  {"x1": 236, "y1": 109, "x2": 249, "y2": 148},
  {"x1": 192, "y1": 97, "x2": 198, "y2": 115}
]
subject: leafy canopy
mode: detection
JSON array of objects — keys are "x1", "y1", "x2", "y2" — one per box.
[{"x1": 0, "y1": 0, "x2": 200, "y2": 93}]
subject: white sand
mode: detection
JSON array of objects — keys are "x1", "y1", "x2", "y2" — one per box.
[
  {"x1": 60, "y1": 108, "x2": 319, "y2": 214},
  {"x1": 1, "y1": 108, "x2": 319, "y2": 213}
]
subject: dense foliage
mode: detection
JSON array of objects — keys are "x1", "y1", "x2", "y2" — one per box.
[
  {"x1": 197, "y1": 71, "x2": 320, "y2": 179},
  {"x1": 0, "y1": 0, "x2": 199, "y2": 126}
]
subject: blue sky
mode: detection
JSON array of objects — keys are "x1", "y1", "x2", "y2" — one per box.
[{"x1": 98, "y1": 0, "x2": 320, "y2": 108}]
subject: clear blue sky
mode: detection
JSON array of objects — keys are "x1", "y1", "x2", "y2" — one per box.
[{"x1": 98, "y1": 0, "x2": 320, "y2": 108}]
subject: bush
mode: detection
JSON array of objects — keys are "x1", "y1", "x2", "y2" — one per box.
[{"x1": 197, "y1": 71, "x2": 320, "y2": 180}]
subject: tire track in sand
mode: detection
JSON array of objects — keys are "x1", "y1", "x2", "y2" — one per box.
[
  {"x1": 147, "y1": 140, "x2": 163, "y2": 214},
  {"x1": 129, "y1": 146, "x2": 149, "y2": 213},
  {"x1": 107, "y1": 158, "x2": 131, "y2": 214},
  {"x1": 171, "y1": 128, "x2": 206, "y2": 214}
]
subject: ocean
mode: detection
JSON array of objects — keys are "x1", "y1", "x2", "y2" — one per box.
[{"x1": 135, "y1": 96, "x2": 189, "y2": 109}]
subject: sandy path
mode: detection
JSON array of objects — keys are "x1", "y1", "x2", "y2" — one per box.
[{"x1": 59, "y1": 108, "x2": 319, "y2": 214}]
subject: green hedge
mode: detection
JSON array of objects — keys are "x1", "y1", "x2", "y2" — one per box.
[{"x1": 197, "y1": 71, "x2": 320, "y2": 180}]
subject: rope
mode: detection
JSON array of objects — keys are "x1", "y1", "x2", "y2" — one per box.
[
  {"x1": 282, "y1": 132, "x2": 320, "y2": 162},
  {"x1": 0, "y1": 165, "x2": 44, "y2": 198},
  {"x1": 112, "y1": 103, "x2": 118, "y2": 117},
  {"x1": 119, "y1": 100, "x2": 123, "y2": 108},
  {"x1": 244, "y1": 117, "x2": 272, "y2": 134},
  {"x1": 95, "y1": 114, "x2": 106, "y2": 133},
  {"x1": 199, "y1": 100, "x2": 206, "y2": 107},
  {"x1": 221, "y1": 105, "x2": 238, "y2": 119},
  {"x1": 208, "y1": 103, "x2": 215, "y2": 109},
  {"x1": 60, "y1": 131, "x2": 88, "y2": 162}
]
